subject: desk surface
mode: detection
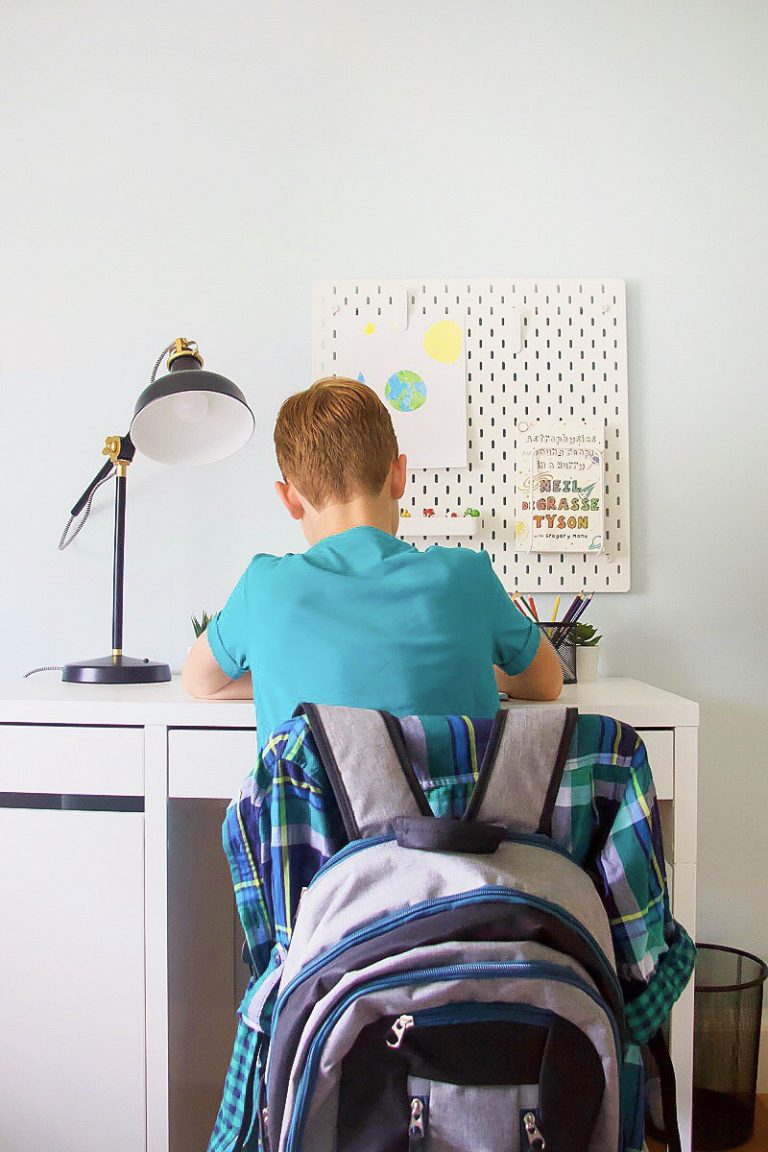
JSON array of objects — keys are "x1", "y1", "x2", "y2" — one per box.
[{"x1": 0, "y1": 675, "x2": 700, "y2": 728}]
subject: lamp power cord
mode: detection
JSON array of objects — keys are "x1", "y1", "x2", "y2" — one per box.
[
  {"x1": 58, "y1": 470, "x2": 115, "y2": 551},
  {"x1": 150, "y1": 341, "x2": 176, "y2": 384}
]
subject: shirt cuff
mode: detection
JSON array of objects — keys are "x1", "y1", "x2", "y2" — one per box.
[
  {"x1": 206, "y1": 614, "x2": 245, "y2": 681},
  {"x1": 623, "y1": 926, "x2": 697, "y2": 1044},
  {"x1": 498, "y1": 618, "x2": 541, "y2": 676}
]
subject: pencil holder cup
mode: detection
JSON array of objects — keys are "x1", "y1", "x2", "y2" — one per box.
[{"x1": 537, "y1": 623, "x2": 576, "y2": 684}]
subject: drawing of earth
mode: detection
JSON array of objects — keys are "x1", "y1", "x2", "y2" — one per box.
[{"x1": 385, "y1": 370, "x2": 427, "y2": 413}]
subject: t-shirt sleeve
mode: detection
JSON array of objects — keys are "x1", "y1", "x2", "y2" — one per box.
[
  {"x1": 206, "y1": 562, "x2": 257, "y2": 681},
  {"x1": 481, "y1": 551, "x2": 540, "y2": 675}
]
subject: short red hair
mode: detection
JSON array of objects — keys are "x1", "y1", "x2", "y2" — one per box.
[{"x1": 274, "y1": 377, "x2": 399, "y2": 508}]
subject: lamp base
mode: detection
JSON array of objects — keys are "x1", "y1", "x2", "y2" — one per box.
[{"x1": 62, "y1": 655, "x2": 172, "y2": 684}]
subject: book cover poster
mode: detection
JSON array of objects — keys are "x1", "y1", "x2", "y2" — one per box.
[
  {"x1": 333, "y1": 304, "x2": 468, "y2": 469},
  {"x1": 515, "y1": 420, "x2": 605, "y2": 553}
]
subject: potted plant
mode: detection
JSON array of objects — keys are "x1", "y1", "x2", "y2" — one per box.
[
  {"x1": 574, "y1": 622, "x2": 601, "y2": 682},
  {"x1": 191, "y1": 611, "x2": 213, "y2": 639}
]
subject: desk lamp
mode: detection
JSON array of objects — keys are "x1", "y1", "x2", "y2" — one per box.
[{"x1": 60, "y1": 338, "x2": 254, "y2": 684}]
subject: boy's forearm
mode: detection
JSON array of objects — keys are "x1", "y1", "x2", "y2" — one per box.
[
  {"x1": 181, "y1": 630, "x2": 254, "y2": 700},
  {"x1": 195, "y1": 671, "x2": 254, "y2": 700},
  {"x1": 494, "y1": 635, "x2": 563, "y2": 702},
  {"x1": 496, "y1": 666, "x2": 561, "y2": 701}
]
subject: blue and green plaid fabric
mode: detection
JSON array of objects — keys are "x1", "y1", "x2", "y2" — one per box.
[{"x1": 208, "y1": 711, "x2": 695, "y2": 1152}]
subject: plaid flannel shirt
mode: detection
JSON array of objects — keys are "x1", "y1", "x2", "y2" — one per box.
[{"x1": 209, "y1": 711, "x2": 695, "y2": 1152}]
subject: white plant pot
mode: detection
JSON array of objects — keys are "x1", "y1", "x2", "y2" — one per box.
[{"x1": 576, "y1": 646, "x2": 600, "y2": 682}]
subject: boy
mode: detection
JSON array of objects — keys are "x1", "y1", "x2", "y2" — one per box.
[{"x1": 182, "y1": 377, "x2": 562, "y2": 733}]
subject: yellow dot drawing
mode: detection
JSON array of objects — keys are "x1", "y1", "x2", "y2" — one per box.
[
  {"x1": 515, "y1": 520, "x2": 528, "y2": 541},
  {"x1": 363, "y1": 322, "x2": 376, "y2": 335},
  {"x1": 423, "y1": 319, "x2": 463, "y2": 364}
]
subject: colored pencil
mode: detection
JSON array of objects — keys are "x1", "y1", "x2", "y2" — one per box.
[
  {"x1": 528, "y1": 596, "x2": 539, "y2": 621},
  {"x1": 512, "y1": 592, "x2": 537, "y2": 621},
  {"x1": 571, "y1": 591, "x2": 593, "y2": 624},
  {"x1": 551, "y1": 595, "x2": 561, "y2": 623},
  {"x1": 561, "y1": 593, "x2": 585, "y2": 626}
]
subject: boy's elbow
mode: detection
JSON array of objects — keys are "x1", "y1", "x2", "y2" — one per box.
[
  {"x1": 539, "y1": 673, "x2": 564, "y2": 701},
  {"x1": 525, "y1": 666, "x2": 563, "y2": 702},
  {"x1": 180, "y1": 663, "x2": 205, "y2": 698},
  {"x1": 181, "y1": 639, "x2": 220, "y2": 698},
  {"x1": 518, "y1": 639, "x2": 564, "y2": 701},
  {"x1": 540, "y1": 648, "x2": 564, "y2": 700}
]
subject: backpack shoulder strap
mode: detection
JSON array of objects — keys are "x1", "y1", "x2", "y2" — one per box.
[
  {"x1": 464, "y1": 706, "x2": 577, "y2": 835},
  {"x1": 299, "y1": 703, "x2": 432, "y2": 840}
]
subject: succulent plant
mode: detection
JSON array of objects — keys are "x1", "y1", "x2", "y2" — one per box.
[
  {"x1": 191, "y1": 611, "x2": 213, "y2": 638},
  {"x1": 574, "y1": 622, "x2": 601, "y2": 647}
]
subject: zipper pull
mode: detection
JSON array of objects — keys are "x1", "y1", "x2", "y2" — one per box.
[
  {"x1": 386, "y1": 1014, "x2": 415, "y2": 1049},
  {"x1": 523, "y1": 1110, "x2": 546, "y2": 1150},
  {"x1": 408, "y1": 1097, "x2": 426, "y2": 1142},
  {"x1": 260, "y1": 1106, "x2": 271, "y2": 1152}
]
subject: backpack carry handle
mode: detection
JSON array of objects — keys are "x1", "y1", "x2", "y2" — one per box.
[{"x1": 393, "y1": 816, "x2": 506, "y2": 855}]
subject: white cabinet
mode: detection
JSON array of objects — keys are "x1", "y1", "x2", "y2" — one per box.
[
  {"x1": 0, "y1": 806, "x2": 146, "y2": 1152},
  {"x1": 0, "y1": 677, "x2": 699, "y2": 1152}
]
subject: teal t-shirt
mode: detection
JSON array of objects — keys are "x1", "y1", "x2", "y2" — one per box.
[{"x1": 207, "y1": 526, "x2": 539, "y2": 743}]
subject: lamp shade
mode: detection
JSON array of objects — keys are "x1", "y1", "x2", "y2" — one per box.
[{"x1": 130, "y1": 367, "x2": 255, "y2": 465}]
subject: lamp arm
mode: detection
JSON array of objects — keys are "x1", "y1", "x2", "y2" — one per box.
[
  {"x1": 69, "y1": 432, "x2": 135, "y2": 516},
  {"x1": 59, "y1": 433, "x2": 136, "y2": 553}
]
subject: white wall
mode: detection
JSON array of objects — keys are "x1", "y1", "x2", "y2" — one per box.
[{"x1": 2, "y1": 1, "x2": 767, "y2": 968}]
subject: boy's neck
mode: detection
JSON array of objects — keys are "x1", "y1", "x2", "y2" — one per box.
[{"x1": 303, "y1": 494, "x2": 399, "y2": 546}]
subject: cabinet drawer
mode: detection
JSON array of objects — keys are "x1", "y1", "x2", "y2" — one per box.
[
  {"x1": 168, "y1": 728, "x2": 257, "y2": 799},
  {"x1": 635, "y1": 729, "x2": 673, "y2": 799},
  {"x1": 0, "y1": 725, "x2": 143, "y2": 796},
  {"x1": 168, "y1": 726, "x2": 674, "y2": 801}
]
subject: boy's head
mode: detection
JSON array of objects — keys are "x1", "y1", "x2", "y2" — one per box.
[{"x1": 274, "y1": 378, "x2": 406, "y2": 538}]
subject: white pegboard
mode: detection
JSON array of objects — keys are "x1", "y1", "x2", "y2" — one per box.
[{"x1": 312, "y1": 279, "x2": 630, "y2": 592}]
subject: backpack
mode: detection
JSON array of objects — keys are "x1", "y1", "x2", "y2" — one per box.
[{"x1": 263, "y1": 703, "x2": 633, "y2": 1152}]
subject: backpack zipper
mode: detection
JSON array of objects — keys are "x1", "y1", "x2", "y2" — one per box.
[
  {"x1": 386, "y1": 1014, "x2": 415, "y2": 1048},
  {"x1": 408, "y1": 1096, "x2": 426, "y2": 1145},
  {"x1": 523, "y1": 1109, "x2": 546, "y2": 1150},
  {"x1": 308, "y1": 829, "x2": 574, "y2": 888},
  {"x1": 391, "y1": 1000, "x2": 557, "y2": 1037},
  {"x1": 284, "y1": 961, "x2": 622, "y2": 1152},
  {"x1": 308, "y1": 834, "x2": 392, "y2": 886}
]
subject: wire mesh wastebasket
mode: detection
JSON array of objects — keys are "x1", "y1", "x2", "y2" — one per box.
[{"x1": 693, "y1": 943, "x2": 767, "y2": 1150}]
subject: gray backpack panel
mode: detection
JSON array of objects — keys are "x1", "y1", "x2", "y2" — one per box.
[{"x1": 276, "y1": 837, "x2": 618, "y2": 999}]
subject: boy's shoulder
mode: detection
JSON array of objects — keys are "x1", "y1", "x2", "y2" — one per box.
[
  {"x1": 240, "y1": 550, "x2": 297, "y2": 585},
  {"x1": 239, "y1": 538, "x2": 494, "y2": 588},
  {"x1": 420, "y1": 542, "x2": 495, "y2": 575},
  {"x1": 426, "y1": 542, "x2": 492, "y2": 565}
]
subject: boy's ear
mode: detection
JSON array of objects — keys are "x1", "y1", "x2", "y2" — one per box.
[
  {"x1": 274, "y1": 479, "x2": 305, "y2": 521},
  {"x1": 390, "y1": 454, "x2": 407, "y2": 500}
]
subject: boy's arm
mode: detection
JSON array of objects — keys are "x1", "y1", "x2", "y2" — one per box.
[
  {"x1": 181, "y1": 631, "x2": 254, "y2": 700},
  {"x1": 494, "y1": 632, "x2": 563, "y2": 701}
]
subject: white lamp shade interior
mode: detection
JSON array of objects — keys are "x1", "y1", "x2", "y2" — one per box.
[{"x1": 130, "y1": 390, "x2": 255, "y2": 465}]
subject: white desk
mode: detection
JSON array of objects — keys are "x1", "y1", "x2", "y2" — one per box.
[{"x1": 0, "y1": 677, "x2": 698, "y2": 1152}]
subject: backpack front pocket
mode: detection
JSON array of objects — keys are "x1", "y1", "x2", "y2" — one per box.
[
  {"x1": 280, "y1": 960, "x2": 620, "y2": 1152},
  {"x1": 334, "y1": 1002, "x2": 605, "y2": 1152}
]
